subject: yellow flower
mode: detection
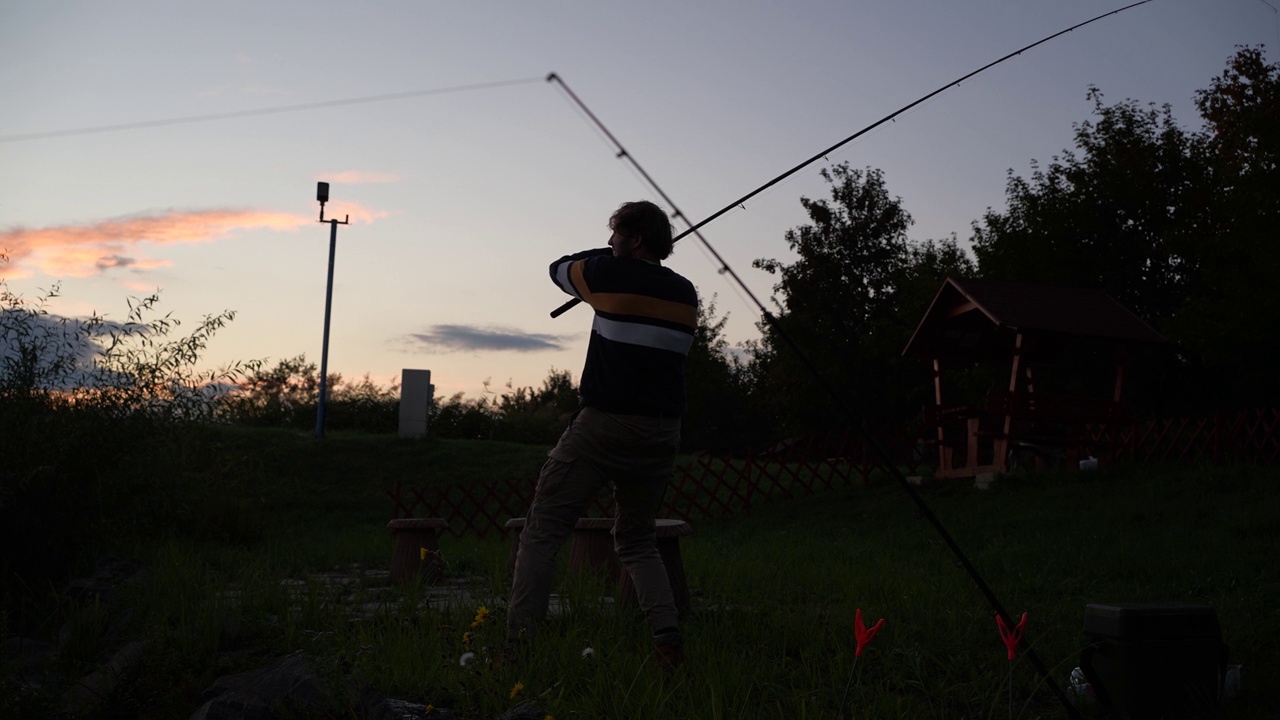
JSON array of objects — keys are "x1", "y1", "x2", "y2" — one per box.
[
  {"x1": 420, "y1": 547, "x2": 428, "y2": 561},
  {"x1": 544, "y1": 715, "x2": 555, "y2": 720},
  {"x1": 509, "y1": 681, "x2": 524, "y2": 699},
  {"x1": 462, "y1": 631, "x2": 473, "y2": 651},
  {"x1": 470, "y1": 605, "x2": 490, "y2": 629},
  {"x1": 424, "y1": 704, "x2": 434, "y2": 715}
]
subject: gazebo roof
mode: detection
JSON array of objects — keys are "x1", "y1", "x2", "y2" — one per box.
[{"x1": 902, "y1": 277, "x2": 1166, "y2": 358}]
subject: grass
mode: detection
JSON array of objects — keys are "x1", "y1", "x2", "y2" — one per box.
[{"x1": 5, "y1": 425, "x2": 1279, "y2": 718}]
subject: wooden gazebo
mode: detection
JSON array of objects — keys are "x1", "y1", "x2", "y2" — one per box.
[{"x1": 902, "y1": 277, "x2": 1166, "y2": 479}]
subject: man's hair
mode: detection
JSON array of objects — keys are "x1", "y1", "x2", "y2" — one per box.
[{"x1": 608, "y1": 201, "x2": 674, "y2": 259}]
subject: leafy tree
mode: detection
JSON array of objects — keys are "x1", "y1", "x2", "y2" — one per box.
[
  {"x1": 1166, "y1": 46, "x2": 1280, "y2": 406},
  {"x1": 681, "y1": 296, "x2": 755, "y2": 452},
  {"x1": 218, "y1": 354, "x2": 320, "y2": 427},
  {"x1": 971, "y1": 46, "x2": 1280, "y2": 410},
  {"x1": 970, "y1": 88, "x2": 1209, "y2": 325},
  {"x1": 219, "y1": 355, "x2": 400, "y2": 432},
  {"x1": 748, "y1": 164, "x2": 966, "y2": 435}
]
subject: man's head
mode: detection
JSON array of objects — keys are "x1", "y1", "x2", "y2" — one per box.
[{"x1": 608, "y1": 201, "x2": 674, "y2": 260}]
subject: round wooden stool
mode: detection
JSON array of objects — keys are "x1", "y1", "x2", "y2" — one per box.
[{"x1": 387, "y1": 517, "x2": 449, "y2": 583}]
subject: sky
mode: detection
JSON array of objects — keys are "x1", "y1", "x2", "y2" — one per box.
[{"x1": 1, "y1": 0, "x2": 1275, "y2": 401}]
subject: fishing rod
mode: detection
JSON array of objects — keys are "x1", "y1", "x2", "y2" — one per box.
[
  {"x1": 550, "y1": 0, "x2": 1152, "y2": 319},
  {"x1": 549, "y1": 3, "x2": 1152, "y2": 716},
  {"x1": 551, "y1": 74, "x2": 1086, "y2": 720}
]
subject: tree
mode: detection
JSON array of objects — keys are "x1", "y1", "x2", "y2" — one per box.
[
  {"x1": 681, "y1": 296, "x2": 755, "y2": 452},
  {"x1": 219, "y1": 354, "x2": 320, "y2": 427},
  {"x1": 747, "y1": 164, "x2": 956, "y2": 435},
  {"x1": 971, "y1": 47, "x2": 1280, "y2": 410},
  {"x1": 971, "y1": 88, "x2": 1209, "y2": 326},
  {"x1": 1166, "y1": 46, "x2": 1280, "y2": 406}
]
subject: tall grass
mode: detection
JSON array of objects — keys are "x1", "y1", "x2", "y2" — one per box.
[
  {"x1": 6, "y1": 427, "x2": 1274, "y2": 718},
  {"x1": 4, "y1": 274, "x2": 1276, "y2": 717}
]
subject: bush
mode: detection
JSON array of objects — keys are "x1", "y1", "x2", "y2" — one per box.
[
  {"x1": 1, "y1": 259, "x2": 251, "y2": 599},
  {"x1": 429, "y1": 371, "x2": 577, "y2": 444},
  {"x1": 217, "y1": 355, "x2": 399, "y2": 433}
]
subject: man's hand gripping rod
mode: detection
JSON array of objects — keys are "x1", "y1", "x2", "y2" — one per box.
[{"x1": 549, "y1": 0, "x2": 1152, "y2": 319}]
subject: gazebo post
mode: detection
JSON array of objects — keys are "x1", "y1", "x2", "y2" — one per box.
[
  {"x1": 995, "y1": 332, "x2": 1027, "y2": 473},
  {"x1": 902, "y1": 277, "x2": 1166, "y2": 481},
  {"x1": 1113, "y1": 348, "x2": 1128, "y2": 404},
  {"x1": 932, "y1": 356, "x2": 950, "y2": 473}
]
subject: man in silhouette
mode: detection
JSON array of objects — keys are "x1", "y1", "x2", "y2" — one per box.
[{"x1": 507, "y1": 200, "x2": 698, "y2": 669}]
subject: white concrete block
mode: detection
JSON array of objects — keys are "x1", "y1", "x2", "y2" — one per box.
[{"x1": 399, "y1": 369, "x2": 433, "y2": 438}]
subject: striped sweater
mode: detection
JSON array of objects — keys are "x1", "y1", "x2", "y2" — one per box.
[{"x1": 550, "y1": 248, "x2": 698, "y2": 416}]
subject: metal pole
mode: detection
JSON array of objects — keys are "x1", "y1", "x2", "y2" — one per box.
[{"x1": 316, "y1": 218, "x2": 339, "y2": 439}]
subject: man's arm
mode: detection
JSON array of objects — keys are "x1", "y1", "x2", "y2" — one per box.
[{"x1": 549, "y1": 248, "x2": 611, "y2": 299}]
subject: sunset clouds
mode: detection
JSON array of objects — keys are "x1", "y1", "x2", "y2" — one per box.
[
  {"x1": 402, "y1": 324, "x2": 572, "y2": 353},
  {"x1": 0, "y1": 205, "x2": 385, "y2": 279}
]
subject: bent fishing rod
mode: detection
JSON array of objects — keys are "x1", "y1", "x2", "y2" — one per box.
[
  {"x1": 549, "y1": 3, "x2": 1151, "y2": 716},
  {"x1": 550, "y1": 0, "x2": 1152, "y2": 320},
  {"x1": 552, "y1": 77, "x2": 1083, "y2": 720}
]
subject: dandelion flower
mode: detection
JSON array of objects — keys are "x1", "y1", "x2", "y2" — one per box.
[
  {"x1": 424, "y1": 704, "x2": 434, "y2": 715},
  {"x1": 470, "y1": 605, "x2": 490, "y2": 629},
  {"x1": 509, "y1": 681, "x2": 524, "y2": 699},
  {"x1": 545, "y1": 715, "x2": 555, "y2": 720},
  {"x1": 459, "y1": 652, "x2": 477, "y2": 668},
  {"x1": 462, "y1": 631, "x2": 473, "y2": 651},
  {"x1": 420, "y1": 547, "x2": 428, "y2": 561},
  {"x1": 581, "y1": 646, "x2": 595, "y2": 659}
]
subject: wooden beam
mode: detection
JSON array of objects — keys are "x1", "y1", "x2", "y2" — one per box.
[
  {"x1": 1114, "y1": 348, "x2": 1128, "y2": 404},
  {"x1": 933, "y1": 356, "x2": 947, "y2": 475},
  {"x1": 998, "y1": 332, "x2": 1025, "y2": 474},
  {"x1": 932, "y1": 356, "x2": 944, "y2": 407},
  {"x1": 1007, "y1": 332, "x2": 1024, "y2": 394},
  {"x1": 945, "y1": 300, "x2": 979, "y2": 318}
]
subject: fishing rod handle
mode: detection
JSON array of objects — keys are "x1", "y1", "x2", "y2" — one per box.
[{"x1": 550, "y1": 297, "x2": 581, "y2": 318}]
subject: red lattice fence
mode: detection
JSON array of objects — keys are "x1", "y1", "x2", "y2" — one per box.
[
  {"x1": 389, "y1": 424, "x2": 929, "y2": 538},
  {"x1": 1110, "y1": 408, "x2": 1280, "y2": 465},
  {"x1": 388, "y1": 476, "x2": 614, "y2": 539},
  {"x1": 389, "y1": 409, "x2": 1279, "y2": 537}
]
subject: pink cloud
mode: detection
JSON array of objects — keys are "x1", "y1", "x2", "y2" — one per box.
[
  {"x1": 320, "y1": 170, "x2": 402, "y2": 185},
  {"x1": 0, "y1": 206, "x2": 381, "y2": 279}
]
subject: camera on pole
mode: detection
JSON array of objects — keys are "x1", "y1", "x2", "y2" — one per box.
[{"x1": 315, "y1": 181, "x2": 348, "y2": 440}]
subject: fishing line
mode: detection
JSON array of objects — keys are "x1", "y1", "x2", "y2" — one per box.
[
  {"x1": 0, "y1": 76, "x2": 544, "y2": 143},
  {"x1": 549, "y1": 73, "x2": 1082, "y2": 720},
  {"x1": 551, "y1": 0, "x2": 1154, "y2": 320},
  {"x1": 550, "y1": 3, "x2": 1153, "y2": 715},
  {"x1": 1258, "y1": 0, "x2": 1280, "y2": 47}
]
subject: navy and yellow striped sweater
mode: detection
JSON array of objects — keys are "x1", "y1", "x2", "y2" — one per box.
[{"x1": 550, "y1": 248, "x2": 698, "y2": 417}]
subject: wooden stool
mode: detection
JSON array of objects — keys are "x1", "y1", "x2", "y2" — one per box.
[
  {"x1": 505, "y1": 517, "x2": 692, "y2": 612},
  {"x1": 504, "y1": 517, "x2": 528, "y2": 577},
  {"x1": 387, "y1": 518, "x2": 448, "y2": 583}
]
